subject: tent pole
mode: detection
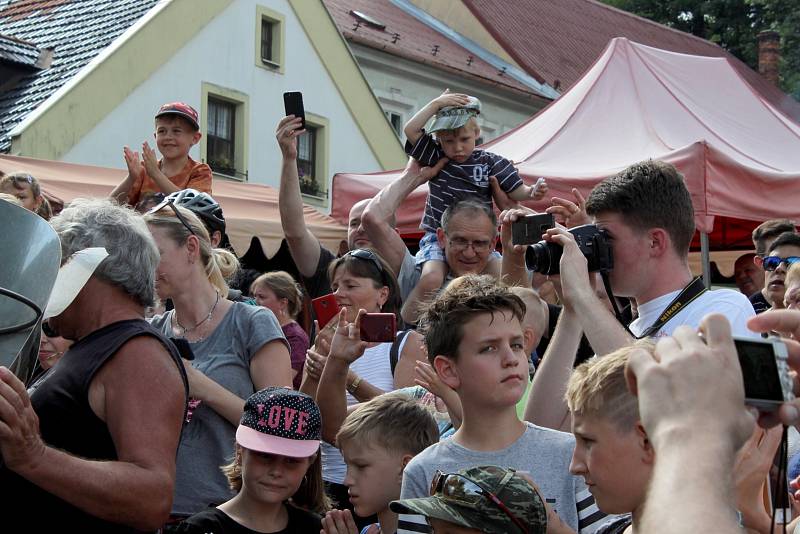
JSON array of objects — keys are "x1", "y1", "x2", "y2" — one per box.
[{"x1": 700, "y1": 232, "x2": 711, "y2": 289}]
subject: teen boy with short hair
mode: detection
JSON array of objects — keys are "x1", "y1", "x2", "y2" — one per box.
[
  {"x1": 111, "y1": 102, "x2": 212, "y2": 208},
  {"x1": 398, "y1": 275, "x2": 607, "y2": 534}
]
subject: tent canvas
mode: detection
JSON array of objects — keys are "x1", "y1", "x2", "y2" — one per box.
[
  {"x1": 0, "y1": 154, "x2": 346, "y2": 257},
  {"x1": 332, "y1": 38, "x2": 800, "y2": 250}
]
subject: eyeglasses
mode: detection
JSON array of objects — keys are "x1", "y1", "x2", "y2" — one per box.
[
  {"x1": 345, "y1": 249, "x2": 385, "y2": 278},
  {"x1": 447, "y1": 236, "x2": 493, "y2": 253},
  {"x1": 430, "y1": 469, "x2": 529, "y2": 534},
  {"x1": 147, "y1": 198, "x2": 197, "y2": 237},
  {"x1": 762, "y1": 256, "x2": 800, "y2": 271}
]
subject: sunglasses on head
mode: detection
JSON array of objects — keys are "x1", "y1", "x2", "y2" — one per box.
[
  {"x1": 146, "y1": 198, "x2": 197, "y2": 237},
  {"x1": 762, "y1": 256, "x2": 800, "y2": 271},
  {"x1": 345, "y1": 249, "x2": 385, "y2": 278},
  {"x1": 430, "y1": 468, "x2": 529, "y2": 534}
]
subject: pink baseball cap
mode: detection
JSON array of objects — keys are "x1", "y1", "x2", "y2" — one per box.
[
  {"x1": 236, "y1": 387, "x2": 322, "y2": 458},
  {"x1": 155, "y1": 101, "x2": 199, "y2": 130}
]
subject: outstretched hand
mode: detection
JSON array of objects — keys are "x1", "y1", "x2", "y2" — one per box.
[
  {"x1": 327, "y1": 309, "x2": 368, "y2": 364},
  {"x1": 546, "y1": 188, "x2": 590, "y2": 228},
  {"x1": 275, "y1": 115, "x2": 305, "y2": 159}
]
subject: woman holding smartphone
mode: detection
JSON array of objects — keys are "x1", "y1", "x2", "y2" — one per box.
[{"x1": 303, "y1": 248, "x2": 426, "y2": 528}]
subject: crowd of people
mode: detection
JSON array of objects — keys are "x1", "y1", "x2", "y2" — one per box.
[{"x1": 1, "y1": 93, "x2": 800, "y2": 534}]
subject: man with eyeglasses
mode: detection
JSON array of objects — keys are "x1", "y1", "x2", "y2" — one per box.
[
  {"x1": 761, "y1": 232, "x2": 800, "y2": 314},
  {"x1": 361, "y1": 159, "x2": 501, "y2": 323},
  {"x1": 750, "y1": 220, "x2": 798, "y2": 313}
]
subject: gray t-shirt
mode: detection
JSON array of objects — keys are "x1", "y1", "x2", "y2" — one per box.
[
  {"x1": 149, "y1": 302, "x2": 288, "y2": 515},
  {"x1": 398, "y1": 422, "x2": 607, "y2": 534}
]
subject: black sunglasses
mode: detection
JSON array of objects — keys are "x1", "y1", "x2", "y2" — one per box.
[
  {"x1": 345, "y1": 249, "x2": 385, "y2": 278},
  {"x1": 147, "y1": 198, "x2": 197, "y2": 237}
]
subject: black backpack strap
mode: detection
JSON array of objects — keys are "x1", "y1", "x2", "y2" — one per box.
[{"x1": 390, "y1": 329, "x2": 412, "y2": 376}]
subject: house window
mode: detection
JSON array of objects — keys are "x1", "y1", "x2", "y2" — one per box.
[
  {"x1": 207, "y1": 97, "x2": 237, "y2": 176},
  {"x1": 255, "y1": 6, "x2": 285, "y2": 72},
  {"x1": 298, "y1": 126, "x2": 320, "y2": 197},
  {"x1": 261, "y1": 19, "x2": 274, "y2": 63},
  {"x1": 385, "y1": 111, "x2": 403, "y2": 138}
]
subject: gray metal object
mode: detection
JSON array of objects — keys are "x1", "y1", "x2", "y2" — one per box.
[
  {"x1": 0, "y1": 201, "x2": 60, "y2": 374},
  {"x1": 701, "y1": 232, "x2": 711, "y2": 289}
]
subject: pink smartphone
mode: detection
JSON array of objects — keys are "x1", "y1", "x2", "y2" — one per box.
[
  {"x1": 311, "y1": 293, "x2": 339, "y2": 328},
  {"x1": 359, "y1": 313, "x2": 396, "y2": 343}
]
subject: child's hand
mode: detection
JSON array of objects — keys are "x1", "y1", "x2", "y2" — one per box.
[
  {"x1": 141, "y1": 142, "x2": 160, "y2": 177},
  {"x1": 431, "y1": 88, "x2": 471, "y2": 110},
  {"x1": 275, "y1": 115, "x2": 305, "y2": 159},
  {"x1": 328, "y1": 309, "x2": 368, "y2": 364},
  {"x1": 123, "y1": 146, "x2": 143, "y2": 178},
  {"x1": 414, "y1": 361, "x2": 453, "y2": 399},
  {"x1": 321, "y1": 509, "x2": 359, "y2": 534},
  {"x1": 530, "y1": 177, "x2": 549, "y2": 201},
  {"x1": 546, "y1": 187, "x2": 590, "y2": 229}
]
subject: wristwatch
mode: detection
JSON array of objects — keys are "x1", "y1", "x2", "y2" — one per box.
[{"x1": 347, "y1": 375, "x2": 362, "y2": 395}]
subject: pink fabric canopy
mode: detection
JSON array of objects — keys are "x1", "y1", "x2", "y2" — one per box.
[{"x1": 332, "y1": 38, "x2": 800, "y2": 240}]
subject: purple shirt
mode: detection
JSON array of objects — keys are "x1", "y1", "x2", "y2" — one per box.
[{"x1": 282, "y1": 321, "x2": 310, "y2": 389}]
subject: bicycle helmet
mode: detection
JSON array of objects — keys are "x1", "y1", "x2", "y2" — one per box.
[{"x1": 166, "y1": 189, "x2": 226, "y2": 235}]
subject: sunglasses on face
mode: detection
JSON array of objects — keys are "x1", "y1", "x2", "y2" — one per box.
[
  {"x1": 762, "y1": 256, "x2": 800, "y2": 271},
  {"x1": 430, "y1": 469, "x2": 529, "y2": 534},
  {"x1": 146, "y1": 198, "x2": 197, "y2": 237}
]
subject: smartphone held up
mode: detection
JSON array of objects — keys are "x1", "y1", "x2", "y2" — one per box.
[{"x1": 283, "y1": 91, "x2": 305, "y2": 129}]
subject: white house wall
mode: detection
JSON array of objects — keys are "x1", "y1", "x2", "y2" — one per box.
[{"x1": 63, "y1": 0, "x2": 382, "y2": 195}]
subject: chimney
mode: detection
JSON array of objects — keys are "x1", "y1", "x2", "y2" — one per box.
[{"x1": 757, "y1": 30, "x2": 780, "y2": 86}]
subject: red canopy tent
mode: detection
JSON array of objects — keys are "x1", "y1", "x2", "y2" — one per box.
[{"x1": 332, "y1": 38, "x2": 800, "y2": 278}]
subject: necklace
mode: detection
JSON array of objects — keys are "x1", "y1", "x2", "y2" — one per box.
[{"x1": 174, "y1": 291, "x2": 220, "y2": 337}]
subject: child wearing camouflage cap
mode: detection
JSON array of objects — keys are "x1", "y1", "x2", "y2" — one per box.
[
  {"x1": 402, "y1": 90, "x2": 548, "y2": 324},
  {"x1": 390, "y1": 465, "x2": 553, "y2": 534}
]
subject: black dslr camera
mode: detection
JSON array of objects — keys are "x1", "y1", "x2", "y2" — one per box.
[{"x1": 524, "y1": 224, "x2": 613, "y2": 275}]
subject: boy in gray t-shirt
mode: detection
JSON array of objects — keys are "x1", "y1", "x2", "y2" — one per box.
[{"x1": 398, "y1": 275, "x2": 607, "y2": 534}]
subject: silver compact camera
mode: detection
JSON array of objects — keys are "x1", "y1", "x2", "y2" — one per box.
[{"x1": 734, "y1": 336, "x2": 795, "y2": 411}]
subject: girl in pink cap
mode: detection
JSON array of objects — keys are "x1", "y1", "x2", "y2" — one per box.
[{"x1": 174, "y1": 387, "x2": 330, "y2": 533}]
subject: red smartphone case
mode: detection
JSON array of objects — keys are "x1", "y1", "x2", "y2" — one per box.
[
  {"x1": 311, "y1": 294, "x2": 339, "y2": 328},
  {"x1": 359, "y1": 313, "x2": 396, "y2": 343}
]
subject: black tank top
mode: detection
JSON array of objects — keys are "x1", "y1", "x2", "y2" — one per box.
[{"x1": 1, "y1": 319, "x2": 187, "y2": 533}]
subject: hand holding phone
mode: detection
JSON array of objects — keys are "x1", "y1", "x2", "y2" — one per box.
[
  {"x1": 359, "y1": 313, "x2": 397, "y2": 343},
  {"x1": 511, "y1": 213, "x2": 555, "y2": 245},
  {"x1": 311, "y1": 293, "x2": 339, "y2": 329},
  {"x1": 283, "y1": 91, "x2": 305, "y2": 129}
]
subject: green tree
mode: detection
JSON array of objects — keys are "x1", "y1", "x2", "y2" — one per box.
[{"x1": 603, "y1": 0, "x2": 799, "y2": 99}]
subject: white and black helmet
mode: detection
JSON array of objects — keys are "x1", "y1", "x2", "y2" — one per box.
[{"x1": 166, "y1": 189, "x2": 226, "y2": 235}]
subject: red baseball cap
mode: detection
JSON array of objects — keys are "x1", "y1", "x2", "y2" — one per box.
[{"x1": 155, "y1": 102, "x2": 199, "y2": 130}]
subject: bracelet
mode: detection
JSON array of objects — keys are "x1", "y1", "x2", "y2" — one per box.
[{"x1": 347, "y1": 375, "x2": 362, "y2": 394}]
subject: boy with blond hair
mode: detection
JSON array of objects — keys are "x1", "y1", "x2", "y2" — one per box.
[
  {"x1": 322, "y1": 393, "x2": 439, "y2": 534},
  {"x1": 399, "y1": 275, "x2": 606, "y2": 534},
  {"x1": 566, "y1": 341, "x2": 776, "y2": 533},
  {"x1": 401, "y1": 90, "x2": 547, "y2": 323},
  {"x1": 112, "y1": 102, "x2": 212, "y2": 209}
]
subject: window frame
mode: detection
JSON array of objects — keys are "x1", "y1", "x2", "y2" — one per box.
[
  {"x1": 255, "y1": 5, "x2": 285, "y2": 73},
  {"x1": 298, "y1": 112, "x2": 330, "y2": 206},
  {"x1": 200, "y1": 82, "x2": 250, "y2": 182}
]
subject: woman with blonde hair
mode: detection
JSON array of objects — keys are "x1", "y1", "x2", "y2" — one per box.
[
  {"x1": 144, "y1": 199, "x2": 293, "y2": 520},
  {"x1": 251, "y1": 270, "x2": 309, "y2": 389}
]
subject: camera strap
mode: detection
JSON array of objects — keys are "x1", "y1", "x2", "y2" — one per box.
[{"x1": 637, "y1": 277, "x2": 707, "y2": 339}]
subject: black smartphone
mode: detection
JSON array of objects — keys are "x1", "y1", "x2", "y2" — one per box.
[
  {"x1": 512, "y1": 213, "x2": 555, "y2": 245},
  {"x1": 360, "y1": 313, "x2": 397, "y2": 343},
  {"x1": 283, "y1": 91, "x2": 305, "y2": 129}
]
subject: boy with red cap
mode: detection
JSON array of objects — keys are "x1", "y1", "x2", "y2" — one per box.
[{"x1": 112, "y1": 102, "x2": 212, "y2": 209}]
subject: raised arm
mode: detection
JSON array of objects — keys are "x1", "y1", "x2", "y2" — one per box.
[
  {"x1": 276, "y1": 116, "x2": 321, "y2": 278},
  {"x1": 0, "y1": 336, "x2": 185, "y2": 530},
  {"x1": 403, "y1": 90, "x2": 470, "y2": 146},
  {"x1": 499, "y1": 208, "x2": 535, "y2": 287},
  {"x1": 524, "y1": 306, "x2": 582, "y2": 431},
  {"x1": 361, "y1": 157, "x2": 446, "y2": 275}
]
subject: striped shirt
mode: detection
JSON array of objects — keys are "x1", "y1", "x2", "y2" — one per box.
[{"x1": 406, "y1": 132, "x2": 522, "y2": 233}]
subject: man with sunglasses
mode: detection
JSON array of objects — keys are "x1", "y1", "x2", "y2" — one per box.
[
  {"x1": 750, "y1": 220, "x2": 798, "y2": 313},
  {"x1": 761, "y1": 232, "x2": 800, "y2": 314}
]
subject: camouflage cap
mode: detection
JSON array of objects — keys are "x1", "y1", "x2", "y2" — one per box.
[
  {"x1": 429, "y1": 96, "x2": 481, "y2": 133},
  {"x1": 390, "y1": 465, "x2": 547, "y2": 534}
]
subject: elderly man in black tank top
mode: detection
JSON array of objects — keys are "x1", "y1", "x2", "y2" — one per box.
[{"x1": 0, "y1": 198, "x2": 186, "y2": 532}]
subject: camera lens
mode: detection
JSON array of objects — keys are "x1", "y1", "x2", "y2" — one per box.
[{"x1": 525, "y1": 241, "x2": 561, "y2": 275}]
